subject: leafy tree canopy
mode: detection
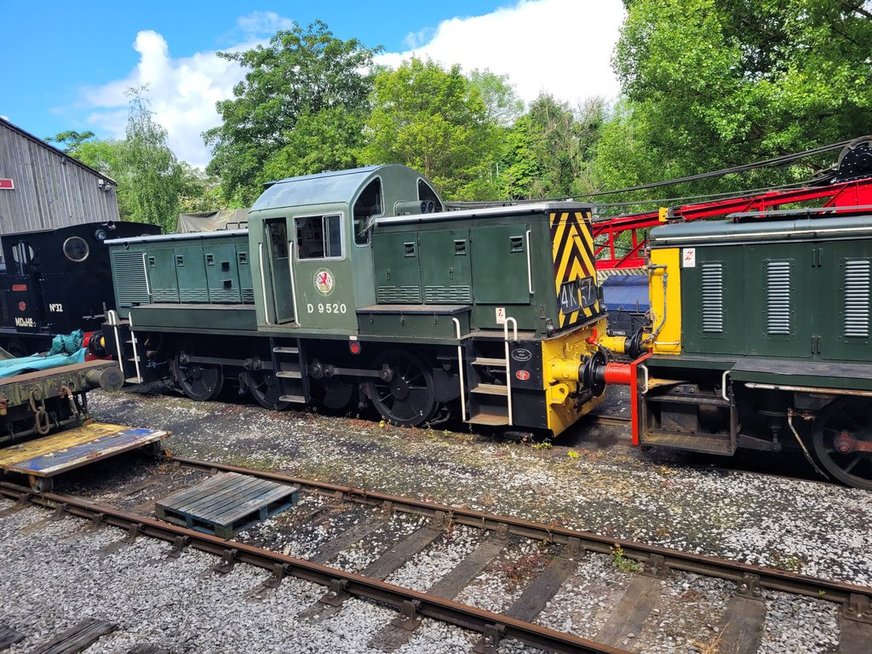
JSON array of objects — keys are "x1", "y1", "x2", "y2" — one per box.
[
  {"x1": 361, "y1": 58, "x2": 499, "y2": 199},
  {"x1": 595, "y1": 0, "x2": 872, "y2": 199},
  {"x1": 204, "y1": 20, "x2": 381, "y2": 205},
  {"x1": 500, "y1": 95, "x2": 606, "y2": 199}
]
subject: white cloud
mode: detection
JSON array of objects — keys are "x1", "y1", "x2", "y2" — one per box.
[
  {"x1": 82, "y1": 29, "x2": 248, "y2": 167},
  {"x1": 236, "y1": 11, "x2": 295, "y2": 39},
  {"x1": 379, "y1": 0, "x2": 624, "y2": 107},
  {"x1": 78, "y1": 1, "x2": 623, "y2": 168}
]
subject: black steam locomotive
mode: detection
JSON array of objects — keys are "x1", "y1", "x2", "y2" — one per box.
[{"x1": 0, "y1": 221, "x2": 160, "y2": 355}]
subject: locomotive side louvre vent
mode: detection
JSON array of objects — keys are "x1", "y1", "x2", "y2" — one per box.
[
  {"x1": 844, "y1": 259, "x2": 871, "y2": 338},
  {"x1": 700, "y1": 262, "x2": 724, "y2": 333},
  {"x1": 424, "y1": 285, "x2": 472, "y2": 303},
  {"x1": 113, "y1": 251, "x2": 151, "y2": 307},
  {"x1": 765, "y1": 261, "x2": 791, "y2": 335},
  {"x1": 241, "y1": 288, "x2": 255, "y2": 304},
  {"x1": 377, "y1": 286, "x2": 422, "y2": 303}
]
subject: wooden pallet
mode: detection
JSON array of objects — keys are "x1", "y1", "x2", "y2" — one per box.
[{"x1": 155, "y1": 472, "x2": 299, "y2": 539}]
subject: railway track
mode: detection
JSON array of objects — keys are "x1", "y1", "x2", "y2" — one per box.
[{"x1": 2, "y1": 456, "x2": 870, "y2": 653}]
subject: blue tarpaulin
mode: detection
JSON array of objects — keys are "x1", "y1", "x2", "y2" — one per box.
[
  {"x1": 602, "y1": 275, "x2": 650, "y2": 312},
  {"x1": 0, "y1": 330, "x2": 87, "y2": 379}
]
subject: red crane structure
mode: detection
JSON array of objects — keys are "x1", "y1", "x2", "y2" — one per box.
[{"x1": 593, "y1": 176, "x2": 872, "y2": 271}]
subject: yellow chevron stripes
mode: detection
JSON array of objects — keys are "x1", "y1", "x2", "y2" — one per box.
[{"x1": 549, "y1": 210, "x2": 601, "y2": 328}]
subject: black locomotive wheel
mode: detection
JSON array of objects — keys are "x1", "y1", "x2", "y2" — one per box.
[
  {"x1": 171, "y1": 351, "x2": 224, "y2": 401},
  {"x1": 367, "y1": 350, "x2": 437, "y2": 427},
  {"x1": 248, "y1": 371, "x2": 290, "y2": 411},
  {"x1": 812, "y1": 397, "x2": 872, "y2": 490}
]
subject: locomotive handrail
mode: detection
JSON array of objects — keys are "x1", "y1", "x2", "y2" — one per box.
[
  {"x1": 452, "y1": 317, "x2": 467, "y2": 422},
  {"x1": 287, "y1": 240, "x2": 300, "y2": 326},
  {"x1": 258, "y1": 243, "x2": 271, "y2": 325},
  {"x1": 504, "y1": 316, "x2": 518, "y2": 426},
  {"x1": 128, "y1": 312, "x2": 142, "y2": 383},
  {"x1": 525, "y1": 229, "x2": 533, "y2": 295},
  {"x1": 106, "y1": 310, "x2": 124, "y2": 368},
  {"x1": 721, "y1": 370, "x2": 730, "y2": 402},
  {"x1": 140, "y1": 253, "x2": 151, "y2": 300}
]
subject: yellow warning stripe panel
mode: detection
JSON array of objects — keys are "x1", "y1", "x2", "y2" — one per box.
[{"x1": 550, "y1": 210, "x2": 599, "y2": 327}]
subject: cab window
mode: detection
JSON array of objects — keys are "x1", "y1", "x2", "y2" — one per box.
[
  {"x1": 418, "y1": 180, "x2": 442, "y2": 212},
  {"x1": 353, "y1": 178, "x2": 383, "y2": 245},
  {"x1": 295, "y1": 215, "x2": 342, "y2": 259}
]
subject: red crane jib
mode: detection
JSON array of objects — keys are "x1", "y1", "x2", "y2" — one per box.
[{"x1": 593, "y1": 178, "x2": 872, "y2": 270}]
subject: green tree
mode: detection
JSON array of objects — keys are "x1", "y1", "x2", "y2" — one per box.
[
  {"x1": 500, "y1": 95, "x2": 605, "y2": 199},
  {"x1": 45, "y1": 130, "x2": 97, "y2": 153},
  {"x1": 120, "y1": 88, "x2": 185, "y2": 231},
  {"x1": 594, "y1": 0, "x2": 872, "y2": 197},
  {"x1": 468, "y1": 69, "x2": 524, "y2": 126},
  {"x1": 362, "y1": 59, "x2": 499, "y2": 199},
  {"x1": 204, "y1": 21, "x2": 380, "y2": 205}
]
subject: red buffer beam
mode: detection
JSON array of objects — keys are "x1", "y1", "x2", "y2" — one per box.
[{"x1": 593, "y1": 177, "x2": 872, "y2": 270}]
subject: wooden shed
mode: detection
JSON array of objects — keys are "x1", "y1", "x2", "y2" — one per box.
[{"x1": 0, "y1": 118, "x2": 119, "y2": 236}]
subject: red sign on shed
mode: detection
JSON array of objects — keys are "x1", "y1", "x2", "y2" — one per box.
[{"x1": 0, "y1": 178, "x2": 13, "y2": 190}]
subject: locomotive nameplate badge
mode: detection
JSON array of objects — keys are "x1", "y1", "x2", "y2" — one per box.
[
  {"x1": 314, "y1": 268, "x2": 335, "y2": 296},
  {"x1": 682, "y1": 248, "x2": 696, "y2": 268}
]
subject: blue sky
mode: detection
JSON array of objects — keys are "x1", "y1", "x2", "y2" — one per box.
[{"x1": 2, "y1": 0, "x2": 624, "y2": 167}]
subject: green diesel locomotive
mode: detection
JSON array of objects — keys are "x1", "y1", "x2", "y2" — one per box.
[
  {"x1": 105, "y1": 165, "x2": 610, "y2": 435},
  {"x1": 631, "y1": 208, "x2": 872, "y2": 489}
]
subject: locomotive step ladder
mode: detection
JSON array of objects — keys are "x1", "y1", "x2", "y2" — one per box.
[
  {"x1": 106, "y1": 310, "x2": 143, "y2": 384},
  {"x1": 641, "y1": 383, "x2": 738, "y2": 456},
  {"x1": 465, "y1": 318, "x2": 517, "y2": 427},
  {"x1": 271, "y1": 339, "x2": 309, "y2": 404}
]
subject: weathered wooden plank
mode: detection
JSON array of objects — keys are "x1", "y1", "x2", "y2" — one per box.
[
  {"x1": 127, "y1": 645, "x2": 169, "y2": 654},
  {"x1": 216, "y1": 485, "x2": 298, "y2": 524},
  {"x1": 838, "y1": 615, "x2": 872, "y2": 654},
  {"x1": 187, "y1": 478, "x2": 279, "y2": 516},
  {"x1": 429, "y1": 536, "x2": 505, "y2": 599},
  {"x1": 718, "y1": 596, "x2": 767, "y2": 654},
  {"x1": 156, "y1": 472, "x2": 243, "y2": 508},
  {"x1": 301, "y1": 525, "x2": 442, "y2": 623},
  {"x1": 0, "y1": 624, "x2": 24, "y2": 649},
  {"x1": 369, "y1": 536, "x2": 506, "y2": 652},
  {"x1": 364, "y1": 525, "x2": 442, "y2": 580},
  {"x1": 311, "y1": 514, "x2": 391, "y2": 564},
  {"x1": 31, "y1": 618, "x2": 115, "y2": 654},
  {"x1": 595, "y1": 574, "x2": 662, "y2": 645},
  {"x1": 504, "y1": 553, "x2": 579, "y2": 622}
]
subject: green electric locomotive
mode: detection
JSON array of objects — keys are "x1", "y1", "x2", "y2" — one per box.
[
  {"x1": 631, "y1": 208, "x2": 872, "y2": 489},
  {"x1": 105, "y1": 165, "x2": 610, "y2": 435}
]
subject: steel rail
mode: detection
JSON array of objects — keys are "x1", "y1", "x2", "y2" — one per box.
[
  {"x1": 0, "y1": 482, "x2": 626, "y2": 654},
  {"x1": 172, "y1": 456, "x2": 872, "y2": 611}
]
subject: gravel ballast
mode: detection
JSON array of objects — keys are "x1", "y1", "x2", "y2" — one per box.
[{"x1": 0, "y1": 385, "x2": 867, "y2": 652}]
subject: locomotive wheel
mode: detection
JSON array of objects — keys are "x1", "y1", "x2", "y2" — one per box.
[
  {"x1": 171, "y1": 350, "x2": 224, "y2": 401},
  {"x1": 248, "y1": 371, "x2": 290, "y2": 411},
  {"x1": 812, "y1": 397, "x2": 872, "y2": 490},
  {"x1": 366, "y1": 349, "x2": 437, "y2": 427}
]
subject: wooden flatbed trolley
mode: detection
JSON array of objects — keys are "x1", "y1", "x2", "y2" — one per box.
[{"x1": 0, "y1": 422, "x2": 166, "y2": 492}]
